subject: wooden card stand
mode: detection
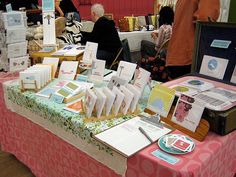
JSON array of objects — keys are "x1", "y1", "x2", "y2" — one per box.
[
  {"x1": 83, "y1": 106, "x2": 141, "y2": 123},
  {"x1": 20, "y1": 80, "x2": 39, "y2": 92},
  {"x1": 144, "y1": 107, "x2": 210, "y2": 141}
]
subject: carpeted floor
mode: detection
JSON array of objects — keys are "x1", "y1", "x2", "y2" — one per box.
[{"x1": 0, "y1": 149, "x2": 35, "y2": 177}]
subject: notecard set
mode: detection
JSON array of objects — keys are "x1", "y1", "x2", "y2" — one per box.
[
  {"x1": 19, "y1": 64, "x2": 52, "y2": 90},
  {"x1": 84, "y1": 83, "x2": 142, "y2": 119},
  {"x1": 158, "y1": 134, "x2": 195, "y2": 154},
  {"x1": 0, "y1": 11, "x2": 28, "y2": 72}
]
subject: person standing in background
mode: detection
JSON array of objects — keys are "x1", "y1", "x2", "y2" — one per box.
[
  {"x1": 166, "y1": 0, "x2": 220, "y2": 79},
  {"x1": 55, "y1": 0, "x2": 81, "y2": 22}
]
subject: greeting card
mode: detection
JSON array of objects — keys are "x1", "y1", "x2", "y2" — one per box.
[
  {"x1": 64, "y1": 100, "x2": 83, "y2": 113},
  {"x1": 103, "y1": 87, "x2": 115, "y2": 116},
  {"x1": 43, "y1": 57, "x2": 59, "y2": 78},
  {"x1": 200, "y1": 55, "x2": 228, "y2": 79},
  {"x1": 116, "y1": 61, "x2": 137, "y2": 81},
  {"x1": 9, "y1": 55, "x2": 28, "y2": 72},
  {"x1": 84, "y1": 89, "x2": 97, "y2": 118},
  {"x1": 107, "y1": 75, "x2": 128, "y2": 90},
  {"x1": 180, "y1": 79, "x2": 214, "y2": 92},
  {"x1": 120, "y1": 85, "x2": 134, "y2": 115},
  {"x1": 172, "y1": 94, "x2": 204, "y2": 132},
  {"x1": 126, "y1": 84, "x2": 141, "y2": 113},
  {"x1": 147, "y1": 84, "x2": 175, "y2": 117},
  {"x1": 19, "y1": 70, "x2": 41, "y2": 89},
  {"x1": 94, "y1": 88, "x2": 106, "y2": 117},
  {"x1": 133, "y1": 67, "x2": 151, "y2": 92},
  {"x1": 90, "y1": 59, "x2": 106, "y2": 82},
  {"x1": 36, "y1": 87, "x2": 57, "y2": 98},
  {"x1": 58, "y1": 61, "x2": 78, "y2": 80},
  {"x1": 112, "y1": 86, "x2": 125, "y2": 116},
  {"x1": 82, "y1": 42, "x2": 98, "y2": 64}
]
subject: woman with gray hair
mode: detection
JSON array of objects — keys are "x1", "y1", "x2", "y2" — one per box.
[{"x1": 81, "y1": 3, "x2": 121, "y2": 67}]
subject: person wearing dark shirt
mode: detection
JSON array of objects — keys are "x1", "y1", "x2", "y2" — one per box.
[
  {"x1": 81, "y1": 3, "x2": 121, "y2": 67},
  {"x1": 55, "y1": 0, "x2": 81, "y2": 22}
]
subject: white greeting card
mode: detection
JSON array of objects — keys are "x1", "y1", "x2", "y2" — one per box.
[
  {"x1": 112, "y1": 86, "x2": 125, "y2": 116},
  {"x1": 172, "y1": 94, "x2": 204, "y2": 132},
  {"x1": 6, "y1": 27, "x2": 26, "y2": 44},
  {"x1": 9, "y1": 55, "x2": 28, "y2": 72},
  {"x1": 107, "y1": 75, "x2": 128, "y2": 90},
  {"x1": 85, "y1": 89, "x2": 97, "y2": 118},
  {"x1": 3, "y1": 11, "x2": 25, "y2": 28},
  {"x1": 120, "y1": 86, "x2": 134, "y2": 115},
  {"x1": 230, "y1": 65, "x2": 236, "y2": 84},
  {"x1": 126, "y1": 84, "x2": 141, "y2": 113},
  {"x1": 34, "y1": 64, "x2": 52, "y2": 82},
  {"x1": 58, "y1": 61, "x2": 78, "y2": 80},
  {"x1": 43, "y1": 11, "x2": 56, "y2": 46},
  {"x1": 116, "y1": 61, "x2": 137, "y2": 81},
  {"x1": 43, "y1": 57, "x2": 59, "y2": 78},
  {"x1": 7, "y1": 41, "x2": 28, "y2": 58},
  {"x1": 26, "y1": 67, "x2": 46, "y2": 87},
  {"x1": 103, "y1": 87, "x2": 116, "y2": 116},
  {"x1": 200, "y1": 55, "x2": 228, "y2": 79},
  {"x1": 133, "y1": 67, "x2": 151, "y2": 92},
  {"x1": 82, "y1": 42, "x2": 98, "y2": 64},
  {"x1": 94, "y1": 88, "x2": 106, "y2": 118},
  {"x1": 90, "y1": 59, "x2": 106, "y2": 81},
  {"x1": 19, "y1": 70, "x2": 42, "y2": 89}
]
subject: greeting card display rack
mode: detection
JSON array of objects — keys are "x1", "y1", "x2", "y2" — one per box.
[
  {"x1": 82, "y1": 104, "x2": 141, "y2": 123},
  {"x1": 144, "y1": 107, "x2": 210, "y2": 141}
]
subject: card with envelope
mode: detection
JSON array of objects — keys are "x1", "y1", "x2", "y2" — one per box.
[
  {"x1": 94, "y1": 88, "x2": 106, "y2": 118},
  {"x1": 120, "y1": 85, "x2": 134, "y2": 115},
  {"x1": 103, "y1": 87, "x2": 115, "y2": 116},
  {"x1": 84, "y1": 89, "x2": 97, "y2": 118},
  {"x1": 112, "y1": 86, "x2": 124, "y2": 116}
]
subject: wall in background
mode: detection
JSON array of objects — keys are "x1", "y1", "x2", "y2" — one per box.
[
  {"x1": 78, "y1": 0, "x2": 153, "y2": 21},
  {"x1": 38, "y1": 0, "x2": 154, "y2": 22}
]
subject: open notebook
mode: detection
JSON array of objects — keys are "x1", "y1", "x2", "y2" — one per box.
[{"x1": 94, "y1": 116, "x2": 172, "y2": 157}]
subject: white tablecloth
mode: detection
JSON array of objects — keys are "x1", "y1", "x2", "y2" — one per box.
[{"x1": 118, "y1": 31, "x2": 153, "y2": 52}]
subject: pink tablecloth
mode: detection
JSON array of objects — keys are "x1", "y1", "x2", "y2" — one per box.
[{"x1": 1, "y1": 73, "x2": 236, "y2": 177}]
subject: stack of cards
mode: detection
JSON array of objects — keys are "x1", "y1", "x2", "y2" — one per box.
[
  {"x1": 19, "y1": 64, "x2": 52, "y2": 90},
  {"x1": 83, "y1": 83, "x2": 142, "y2": 118},
  {"x1": 159, "y1": 134, "x2": 195, "y2": 154}
]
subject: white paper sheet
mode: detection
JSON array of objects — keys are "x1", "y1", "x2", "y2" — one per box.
[{"x1": 95, "y1": 116, "x2": 172, "y2": 157}]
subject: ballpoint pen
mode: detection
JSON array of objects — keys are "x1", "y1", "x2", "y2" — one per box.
[{"x1": 138, "y1": 127, "x2": 153, "y2": 143}]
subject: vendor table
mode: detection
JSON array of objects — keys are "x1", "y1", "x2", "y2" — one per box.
[
  {"x1": 0, "y1": 73, "x2": 235, "y2": 177},
  {"x1": 30, "y1": 51, "x2": 83, "y2": 65},
  {"x1": 118, "y1": 31, "x2": 153, "y2": 52}
]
